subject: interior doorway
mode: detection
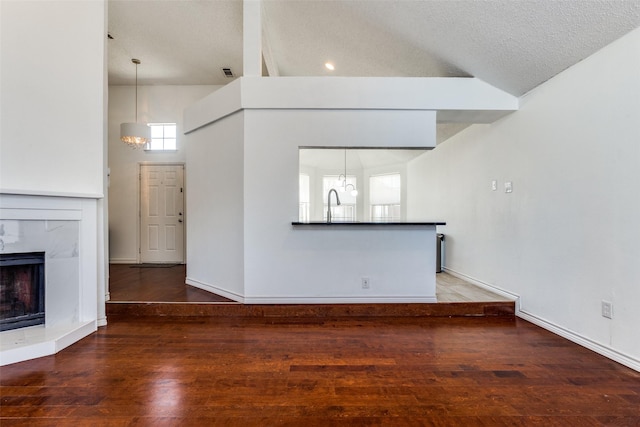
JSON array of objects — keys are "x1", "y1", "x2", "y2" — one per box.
[{"x1": 139, "y1": 164, "x2": 185, "y2": 264}]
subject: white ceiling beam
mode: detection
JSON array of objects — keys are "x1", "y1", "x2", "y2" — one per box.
[
  {"x1": 243, "y1": 0, "x2": 262, "y2": 77},
  {"x1": 260, "y1": 2, "x2": 279, "y2": 77},
  {"x1": 240, "y1": 77, "x2": 518, "y2": 114}
]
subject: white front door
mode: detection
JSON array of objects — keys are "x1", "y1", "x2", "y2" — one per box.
[{"x1": 140, "y1": 164, "x2": 185, "y2": 263}]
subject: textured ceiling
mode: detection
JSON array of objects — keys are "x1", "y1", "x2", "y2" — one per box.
[
  {"x1": 264, "y1": 0, "x2": 640, "y2": 95},
  {"x1": 108, "y1": 0, "x2": 243, "y2": 85},
  {"x1": 109, "y1": 0, "x2": 640, "y2": 96}
]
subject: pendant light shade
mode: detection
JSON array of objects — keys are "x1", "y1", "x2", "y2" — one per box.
[
  {"x1": 121, "y1": 58, "x2": 150, "y2": 148},
  {"x1": 120, "y1": 122, "x2": 151, "y2": 146}
]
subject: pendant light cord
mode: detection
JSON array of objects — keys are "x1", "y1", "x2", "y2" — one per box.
[
  {"x1": 135, "y1": 62, "x2": 138, "y2": 123},
  {"x1": 344, "y1": 148, "x2": 347, "y2": 187}
]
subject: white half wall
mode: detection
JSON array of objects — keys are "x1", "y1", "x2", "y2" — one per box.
[
  {"x1": 0, "y1": 0, "x2": 105, "y2": 197},
  {"x1": 408, "y1": 28, "x2": 640, "y2": 370},
  {"x1": 108, "y1": 85, "x2": 219, "y2": 263}
]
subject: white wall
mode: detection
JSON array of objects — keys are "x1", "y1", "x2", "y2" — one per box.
[
  {"x1": 242, "y1": 109, "x2": 437, "y2": 302},
  {"x1": 108, "y1": 85, "x2": 219, "y2": 263},
  {"x1": 185, "y1": 112, "x2": 246, "y2": 300},
  {"x1": 0, "y1": 0, "x2": 108, "y2": 332},
  {"x1": 184, "y1": 76, "x2": 444, "y2": 302},
  {"x1": 0, "y1": 0, "x2": 105, "y2": 197},
  {"x1": 186, "y1": 91, "x2": 439, "y2": 302},
  {"x1": 409, "y1": 28, "x2": 640, "y2": 369}
]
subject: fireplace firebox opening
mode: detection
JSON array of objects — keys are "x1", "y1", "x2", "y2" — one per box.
[{"x1": 0, "y1": 252, "x2": 45, "y2": 332}]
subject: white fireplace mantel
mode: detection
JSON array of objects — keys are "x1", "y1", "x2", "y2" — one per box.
[{"x1": 0, "y1": 193, "x2": 101, "y2": 366}]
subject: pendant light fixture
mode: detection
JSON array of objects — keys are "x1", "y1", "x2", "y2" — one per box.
[
  {"x1": 120, "y1": 58, "x2": 150, "y2": 148},
  {"x1": 338, "y1": 148, "x2": 358, "y2": 197}
]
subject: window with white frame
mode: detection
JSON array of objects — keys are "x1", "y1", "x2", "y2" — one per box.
[
  {"x1": 370, "y1": 173, "x2": 401, "y2": 222},
  {"x1": 299, "y1": 173, "x2": 310, "y2": 222},
  {"x1": 323, "y1": 175, "x2": 357, "y2": 222},
  {"x1": 146, "y1": 123, "x2": 177, "y2": 151}
]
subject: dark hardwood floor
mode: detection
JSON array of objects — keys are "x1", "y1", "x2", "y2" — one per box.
[
  {"x1": 14, "y1": 265, "x2": 627, "y2": 424},
  {"x1": 1, "y1": 315, "x2": 639, "y2": 425},
  {"x1": 108, "y1": 264, "x2": 233, "y2": 303}
]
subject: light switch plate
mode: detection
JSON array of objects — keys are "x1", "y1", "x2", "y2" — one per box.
[
  {"x1": 491, "y1": 180, "x2": 497, "y2": 191},
  {"x1": 602, "y1": 301, "x2": 613, "y2": 319},
  {"x1": 505, "y1": 181, "x2": 513, "y2": 193}
]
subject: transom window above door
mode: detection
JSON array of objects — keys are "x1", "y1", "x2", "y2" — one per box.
[{"x1": 146, "y1": 123, "x2": 177, "y2": 151}]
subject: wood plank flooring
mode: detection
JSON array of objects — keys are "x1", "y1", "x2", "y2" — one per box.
[
  {"x1": 1, "y1": 315, "x2": 639, "y2": 425},
  {"x1": 436, "y1": 272, "x2": 511, "y2": 303},
  {"x1": 109, "y1": 264, "x2": 233, "y2": 303}
]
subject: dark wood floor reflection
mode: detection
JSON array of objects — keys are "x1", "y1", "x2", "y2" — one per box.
[
  {"x1": 2, "y1": 316, "x2": 639, "y2": 425},
  {"x1": 109, "y1": 264, "x2": 233, "y2": 303}
]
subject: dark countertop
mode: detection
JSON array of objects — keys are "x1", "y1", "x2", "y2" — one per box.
[{"x1": 292, "y1": 221, "x2": 445, "y2": 227}]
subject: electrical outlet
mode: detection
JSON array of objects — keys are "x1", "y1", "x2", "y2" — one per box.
[
  {"x1": 601, "y1": 301, "x2": 613, "y2": 319},
  {"x1": 361, "y1": 277, "x2": 370, "y2": 289}
]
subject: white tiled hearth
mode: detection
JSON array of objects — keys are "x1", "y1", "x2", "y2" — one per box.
[{"x1": 0, "y1": 194, "x2": 99, "y2": 366}]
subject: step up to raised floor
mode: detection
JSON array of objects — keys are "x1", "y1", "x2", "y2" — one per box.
[{"x1": 106, "y1": 301, "x2": 515, "y2": 318}]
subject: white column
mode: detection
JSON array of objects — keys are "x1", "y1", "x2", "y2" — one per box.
[
  {"x1": 243, "y1": 0, "x2": 262, "y2": 77},
  {"x1": 261, "y1": 3, "x2": 279, "y2": 77}
]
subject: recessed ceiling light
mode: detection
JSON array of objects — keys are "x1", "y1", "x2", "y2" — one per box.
[{"x1": 325, "y1": 62, "x2": 335, "y2": 71}]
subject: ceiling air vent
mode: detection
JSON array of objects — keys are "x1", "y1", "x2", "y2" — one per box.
[{"x1": 222, "y1": 67, "x2": 234, "y2": 78}]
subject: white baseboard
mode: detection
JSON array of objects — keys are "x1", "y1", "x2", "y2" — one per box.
[
  {"x1": 444, "y1": 267, "x2": 640, "y2": 372},
  {"x1": 185, "y1": 278, "x2": 437, "y2": 305},
  {"x1": 518, "y1": 310, "x2": 640, "y2": 372},
  {"x1": 186, "y1": 277, "x2": 244, "y2": 303},
  {"x1": 244, "y1": 296, "x2": 438, "y2": 304}
]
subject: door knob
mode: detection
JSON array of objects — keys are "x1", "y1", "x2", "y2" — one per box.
[{"x1": 178, "y1": 219, "x2": 183, "y2": 223}]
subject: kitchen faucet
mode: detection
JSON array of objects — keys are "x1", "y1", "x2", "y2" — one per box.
[{"x1": 326, "y1": 189, "x2": 341, "y2": 223}]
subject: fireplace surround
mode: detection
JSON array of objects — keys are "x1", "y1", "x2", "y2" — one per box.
[{"x1": 0, "y1": 193, "x2": 102, "y2": 366}]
